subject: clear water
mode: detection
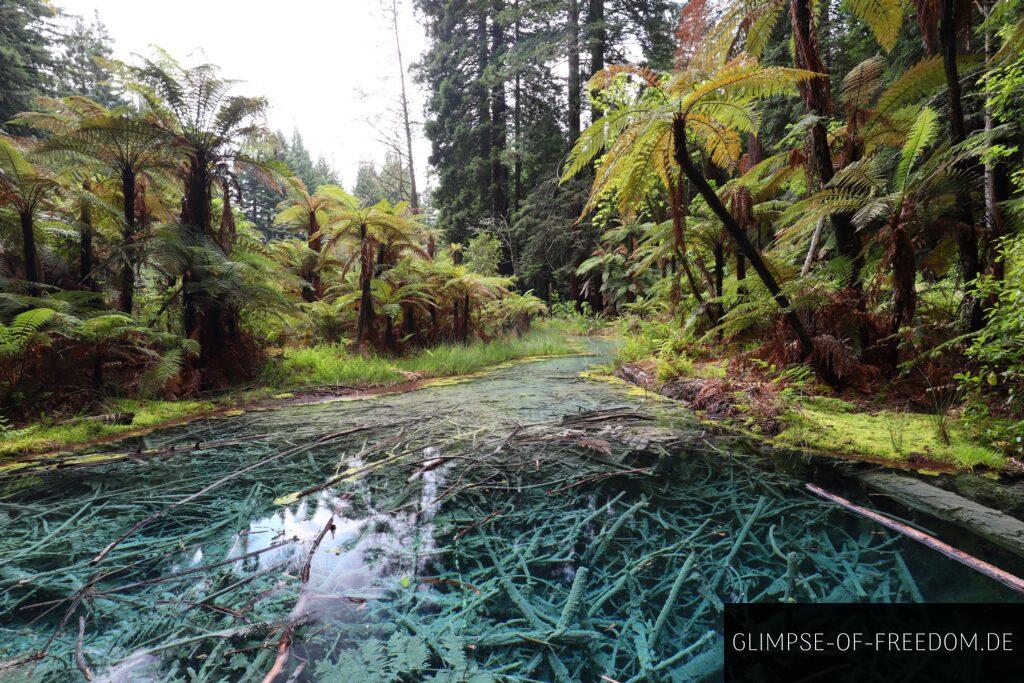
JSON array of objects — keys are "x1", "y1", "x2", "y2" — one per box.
[{"x1": 1, "y1": 340, "x2": 1020, "y2": 682}]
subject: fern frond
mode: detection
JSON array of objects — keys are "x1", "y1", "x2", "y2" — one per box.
[
  {"x1": 896, "y1": 106, "x2": 938, "y2": 192},
  {"x1": 844, "y1": 0, "x2": 904, "y2": 51}
]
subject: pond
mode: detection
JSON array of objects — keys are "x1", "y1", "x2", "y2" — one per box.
[{"x1": 1, "y1": 339, "x2": 1020, "y2": 682}]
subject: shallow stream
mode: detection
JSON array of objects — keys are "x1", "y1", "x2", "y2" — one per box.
[{"x1": 1, "y1": 339, "x2": 1020, "y2": 681}]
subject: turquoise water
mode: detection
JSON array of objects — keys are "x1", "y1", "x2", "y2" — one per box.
[{"x1": 1, "y1": 342, "x2": 1019, "y2": 681}]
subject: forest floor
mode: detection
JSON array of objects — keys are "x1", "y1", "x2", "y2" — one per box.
[
  {"x1": 0, "y1": 321, "x2": 581, "y2": 461},
  {"x1": 609, "y1": 357, "x2": 1008, "y2": 474}
]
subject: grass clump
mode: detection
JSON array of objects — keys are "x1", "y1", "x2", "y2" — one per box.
[
  {"x1": 776, "y1": 401, "x2": 1004, "y2": 469},
  {"x1": 397, "y1": 327, "x2": 576, "y2": 377},
  {"x1": 263, "y1": 346, "x2": 406, "y2": 388}
]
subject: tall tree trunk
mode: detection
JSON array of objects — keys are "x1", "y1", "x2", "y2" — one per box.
[
  {"x1": 119, "y1": 167, "x2": 137, "y2": 314},
  {"x1": 80, "y1": 181, "x2": 95, "y2": 291},
  {"x1": 940, "y1": 0, "x2": 983, "y2": 332},
  {"x1": 477, "y1": 10, "x2": 493, "y2": 212},
  {"x1": 490, "y1": 0, "x2": 509, "y2": 221},
  {"x1": 390, "y1": 0, "x2": 419, "y2": 211},
  {"x1": 356, "y1": 224, "x2": 376, "y2": 346},
  {"x1": 672, "y1": 116, "x2": 840, "y2": 386},
  {"x1": 587, "y1": 0, "x2": 605, "y2": 120},
  {"x1": 20, "y1": 211, "x2": 39, "y2": 292},
  {"x1": 512, "y1": 1, "x2": 523, "y2": 215},
  {"x1": 789, "y1": 0, "x2": 862, "y2": 288},
  {"x1": 567, "y1": 0, "x2": 581, "y2": 142}
]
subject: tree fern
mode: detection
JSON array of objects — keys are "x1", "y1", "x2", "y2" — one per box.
[{"x1": 844, "y1": 0, "x2": 905, "y2": 51}]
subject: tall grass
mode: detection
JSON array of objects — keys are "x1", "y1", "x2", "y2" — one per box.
[
  {"x1": 262, "y1": 347, "x2": 405, "y2": 388},
  {"x1": 265, "y1": 323, "x2": 578, "y2": 389}
]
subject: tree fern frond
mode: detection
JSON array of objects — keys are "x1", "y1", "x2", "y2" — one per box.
[
  {"x1": 844, "y1": 0, "x2": 904, "y2": 51},
  {"x1": 841, "y1": 55, "x2": 886, "y2": 108},
  {"x1": 896, "y1": 106, "x2": 938, "y2": 192}
]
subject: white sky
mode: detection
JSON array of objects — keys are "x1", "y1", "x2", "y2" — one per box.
[{"x1": 55, "y1": 0, "x2": 433, "y2": 192}]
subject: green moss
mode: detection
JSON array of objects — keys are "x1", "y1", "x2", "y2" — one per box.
[
  {"x1": 692, "y1": 360, "x2": 727, "y2": 380},
  {"x1": 0, "y1": 399, "x2": 214, "y2": 457},
  {"x1": 798, "y1": 395, "x2": 856, "y2": 413},
  {"x1": 775, "y1": 401, "x2": 1004, "y2": 469}
]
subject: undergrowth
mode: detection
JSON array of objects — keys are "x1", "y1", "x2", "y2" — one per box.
[{"x1": 612, "y1": 323, "x2": 1006, "y2": 470}]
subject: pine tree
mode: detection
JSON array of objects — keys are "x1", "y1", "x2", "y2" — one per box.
[{"x1": 0, "y1": 0, "x2": 56, "y2": 129}]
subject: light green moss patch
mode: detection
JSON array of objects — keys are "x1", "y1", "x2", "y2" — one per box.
[
  {"x1": 1, "y1": 399, "x2": 214, "y2": 457},
  {"x1": 776, "y1": 401, "x2": 1004, "y2": 469},
  {"x1": 691, "y1": 360, "x2": 727, "y2": 380}
]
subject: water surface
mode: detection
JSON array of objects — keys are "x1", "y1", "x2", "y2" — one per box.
[{"x1": 1, "y1": 340, "x2": 1019, "y2": 681}]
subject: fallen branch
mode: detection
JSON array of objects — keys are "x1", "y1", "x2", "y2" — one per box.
[
  {"x1": 284, "y1": 432, "x2": 406, "y2": 502},
  {"x1": 301, "y1": 516, "x2": 335, "y2": 584},
  {"x1": 91, "y1": 425, "x2": 377, "y2": 565},
  {"x1": 807, "y1": 483, "x2": 1024, "y2": 593},
  {"x1": 262, "y1": 515, "x2": 334, "y2": 683},
  {"x1": 76, "y1": 616, "x2": 93, "y2": 681}
]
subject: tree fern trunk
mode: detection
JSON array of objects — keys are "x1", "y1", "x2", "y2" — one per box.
[
  {"x1": 20, "y1": 210, "x2": 39, "y2": 293},
  {"x1": 356, "y1": 224, "x2": 376, "y2": 347},
  {"x1": 119, "y1": 167, "x2": 136, "y2": 314},
  {"x1": 940, "y1": 0, "x2": 983, "y2": 332},
  {"x1": 888, "y1": 222, "x2": 917, "y2": 371},
  {"x1": 80, "y1": 184, "x2": 95, "y2": 291},
  {"x1": 304, "y1": 211, "x2": 321, "y2": 302}
]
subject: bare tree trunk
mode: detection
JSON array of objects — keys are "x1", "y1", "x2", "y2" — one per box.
[
  {"x1": 789, "y1": 0, "x2": 862, "y2": 288},
  {"x1": 390, "y1": 0, "x2": 419, "y2": 211},
  {"x1": 490, "y1": 0, "x2": 509, "y2": 221},
  {"x1": 801, "y1": 217, "x2": 826, "y2": 276},
  {"x1": 713, "y1": 239, "x2": 725, "y2": 333},
  {"x1": 567, "y1": 0, "x2": 581, "y2": 142},
  {"x1": 512, "y1": 0, "x2": 523, "y2": 215},
  {"x1": 588, "y1": 0, "x2": 605, "y2": 120},
  {"x1": 477, "y1": 10, "x2": 492, "y2": 211}
]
